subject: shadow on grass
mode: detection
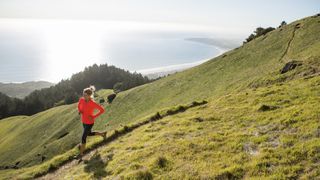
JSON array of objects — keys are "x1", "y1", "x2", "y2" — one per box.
[{"x1": 83, "y1": 151, "x2": 112, "y2": 179}]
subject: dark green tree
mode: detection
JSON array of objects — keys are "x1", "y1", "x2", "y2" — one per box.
[
  {"x1": 279, "y1": 21, "x2": 287, "y2": 28},
  {"x1": 244, "y1": 27, "x2": 275, "y2": 44}
]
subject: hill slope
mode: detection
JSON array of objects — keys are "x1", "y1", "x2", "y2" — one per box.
[
  {"x1": 0, "y1": 14, "x2": 319, "y2": 179},
  {"x1": 95, "y1": 14, "x2": 320, "y2": 137},
  {"x1": 0, "y1": 89, "x2": 114, "y2": 168},
  {"x1": 0, "y1": 81, "x2": 53, "y2": 99},
  {"x1": 40, "y1": 76, "x2": 320, "y2": 179}
]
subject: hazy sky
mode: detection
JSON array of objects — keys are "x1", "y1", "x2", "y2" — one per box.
[
  {"x1": 0, "y1": 0, "x2": 319, "y2": 83},
  {"x1": 0, "y1": 0, "x2": 319, "y2": 30}
]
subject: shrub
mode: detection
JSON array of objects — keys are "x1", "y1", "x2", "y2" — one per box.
[
  {"x1": 258, "y1": 105, "x2": 279, "y2": 112},
  {"x1": 244, "y1": 27, "x2": 275, "y2": 44},
  {"x1": 154, "y1": 156, "x2": 168, "y2": 168}
]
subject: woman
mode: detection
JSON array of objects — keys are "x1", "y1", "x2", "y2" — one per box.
[{"x1": 77, "y1": 85, "x2": 106, "y2": 159}]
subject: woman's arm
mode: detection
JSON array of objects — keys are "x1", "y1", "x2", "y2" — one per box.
[
  {"x1": 78, "y1": 98, "x2": 84, "y2": 114},
  {"x1": 92, "y1": 101, "x2": 105, "y2": 119}
]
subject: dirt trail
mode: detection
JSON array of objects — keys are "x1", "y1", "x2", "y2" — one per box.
[
  {"x1": 279, "y1": 23, "x2": 300, "y2": 62},
  {"x1": 38, "y1": 144, "x2": 109, "y2": 180}
]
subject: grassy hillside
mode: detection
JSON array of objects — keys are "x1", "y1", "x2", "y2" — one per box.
[
  {"x1": 40, "y1": 75, "x2": 320, "y2": 179},
  {"x1": 95, "y1": 14, "x2": 320, "y2": 135},
  {"x1": 0, "y1": 89, "x2": 114, "y2": 168},
  {"x1": 0, "y1": 14, "x2": 319, "y2": 179},
  {"x1": 0, "y1": 81, "x2": 54, "y2": 99}
]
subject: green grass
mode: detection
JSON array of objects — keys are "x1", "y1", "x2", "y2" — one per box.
[
  {"x1": 38, "y1": 75, "x2": 320, "y2": 179},
  {"x1": 0, "y1": 100, "x2": 207, "y2": 179},
  {"x1": 0, "y1": 89, "x2": 114, "y2": 168},
  {"x1": 0, "y1": 14, "x2": 319, "y2": 179}
]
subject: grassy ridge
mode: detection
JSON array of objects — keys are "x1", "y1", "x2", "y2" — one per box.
[{"x1": 39, "y1": 75, "x2": 320, "y2": 179}]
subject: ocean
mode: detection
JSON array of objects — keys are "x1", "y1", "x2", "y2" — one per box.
[{"x1": 0, "y1": 19, "x2": 239, "y2": 83}]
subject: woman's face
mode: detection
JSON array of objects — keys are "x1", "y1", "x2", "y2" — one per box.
[{"x1": 83, "y1": 92, "x2": 90, "y2": 101}]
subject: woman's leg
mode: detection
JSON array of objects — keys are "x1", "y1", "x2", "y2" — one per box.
[
  {"x1": 80, "y1": 124, "x2": 93, "y2": 156},
  {"x1": 87, "y1": 124, "x2": 107, "y2": 138}
]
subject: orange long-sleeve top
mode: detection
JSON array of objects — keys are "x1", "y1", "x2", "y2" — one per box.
[{"x1": 77, "y1": 97, "x2": 105, "y2": 124}]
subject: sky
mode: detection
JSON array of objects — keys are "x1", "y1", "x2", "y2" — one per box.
[
  {"x1": 0, "y1": 0, "x2": 319, "y2": 83},
  {"x1": 0, "y1": 0, "x2": 318, "y2": 29}
]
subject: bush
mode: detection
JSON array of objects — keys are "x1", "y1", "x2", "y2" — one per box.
[
  {"x1": 244, "y1": 27, "x2": 275, "y2": 44},
  {"x1": 154, "y1": 156, "x2": 168, "y2": 168},
  {"x1": 99, "y1": 98, "x2": 105, "y2": 104},
  {"x1": 258, "y1": 105, "x2": 279, "y2": 112}
]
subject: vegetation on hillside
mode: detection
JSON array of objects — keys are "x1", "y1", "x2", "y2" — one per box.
[
  {"x1": 2, "y1": 73, "x2": 320, "y2": 179},
  {"x1": 40, "y1": 76, "x2": 320, "y2": 179},
  {"x1": 243, "y1": 21, "x2": 289, "y2": 44},
  {"x1": 0, "y1": 92, "x2": 26, "y2": 119},
  {"x1": 0, "y1": 64, "x2": 150, "y2": 120},
  {"x1": 244, "y1": 26, "x2": 275, "y2": 43}
]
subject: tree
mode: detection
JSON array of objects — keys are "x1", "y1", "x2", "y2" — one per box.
[
  {"x1": 279, "y1": 21, "x2": 287, "y2": 28},
  {"x1": 113, "y1": 82, "x2": 124, "y2": 93},
  {"x1": 243, "y1": 27, "x2": 275, "y2": 44},
  {"x1": 0, "y1": 63, "x2": 151, "y2": 120},
  {"x1": 64, "y1": 92, "x2": 79, "y2": 104}
]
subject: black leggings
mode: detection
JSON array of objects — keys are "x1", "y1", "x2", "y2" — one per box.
[{"x1": 82, "y1": 123, "x2": 96, "y2": 144}]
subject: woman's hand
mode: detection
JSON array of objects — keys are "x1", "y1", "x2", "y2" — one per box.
[{"x1": 88, "y1": 115, "x2": 94, "y2": 121}]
